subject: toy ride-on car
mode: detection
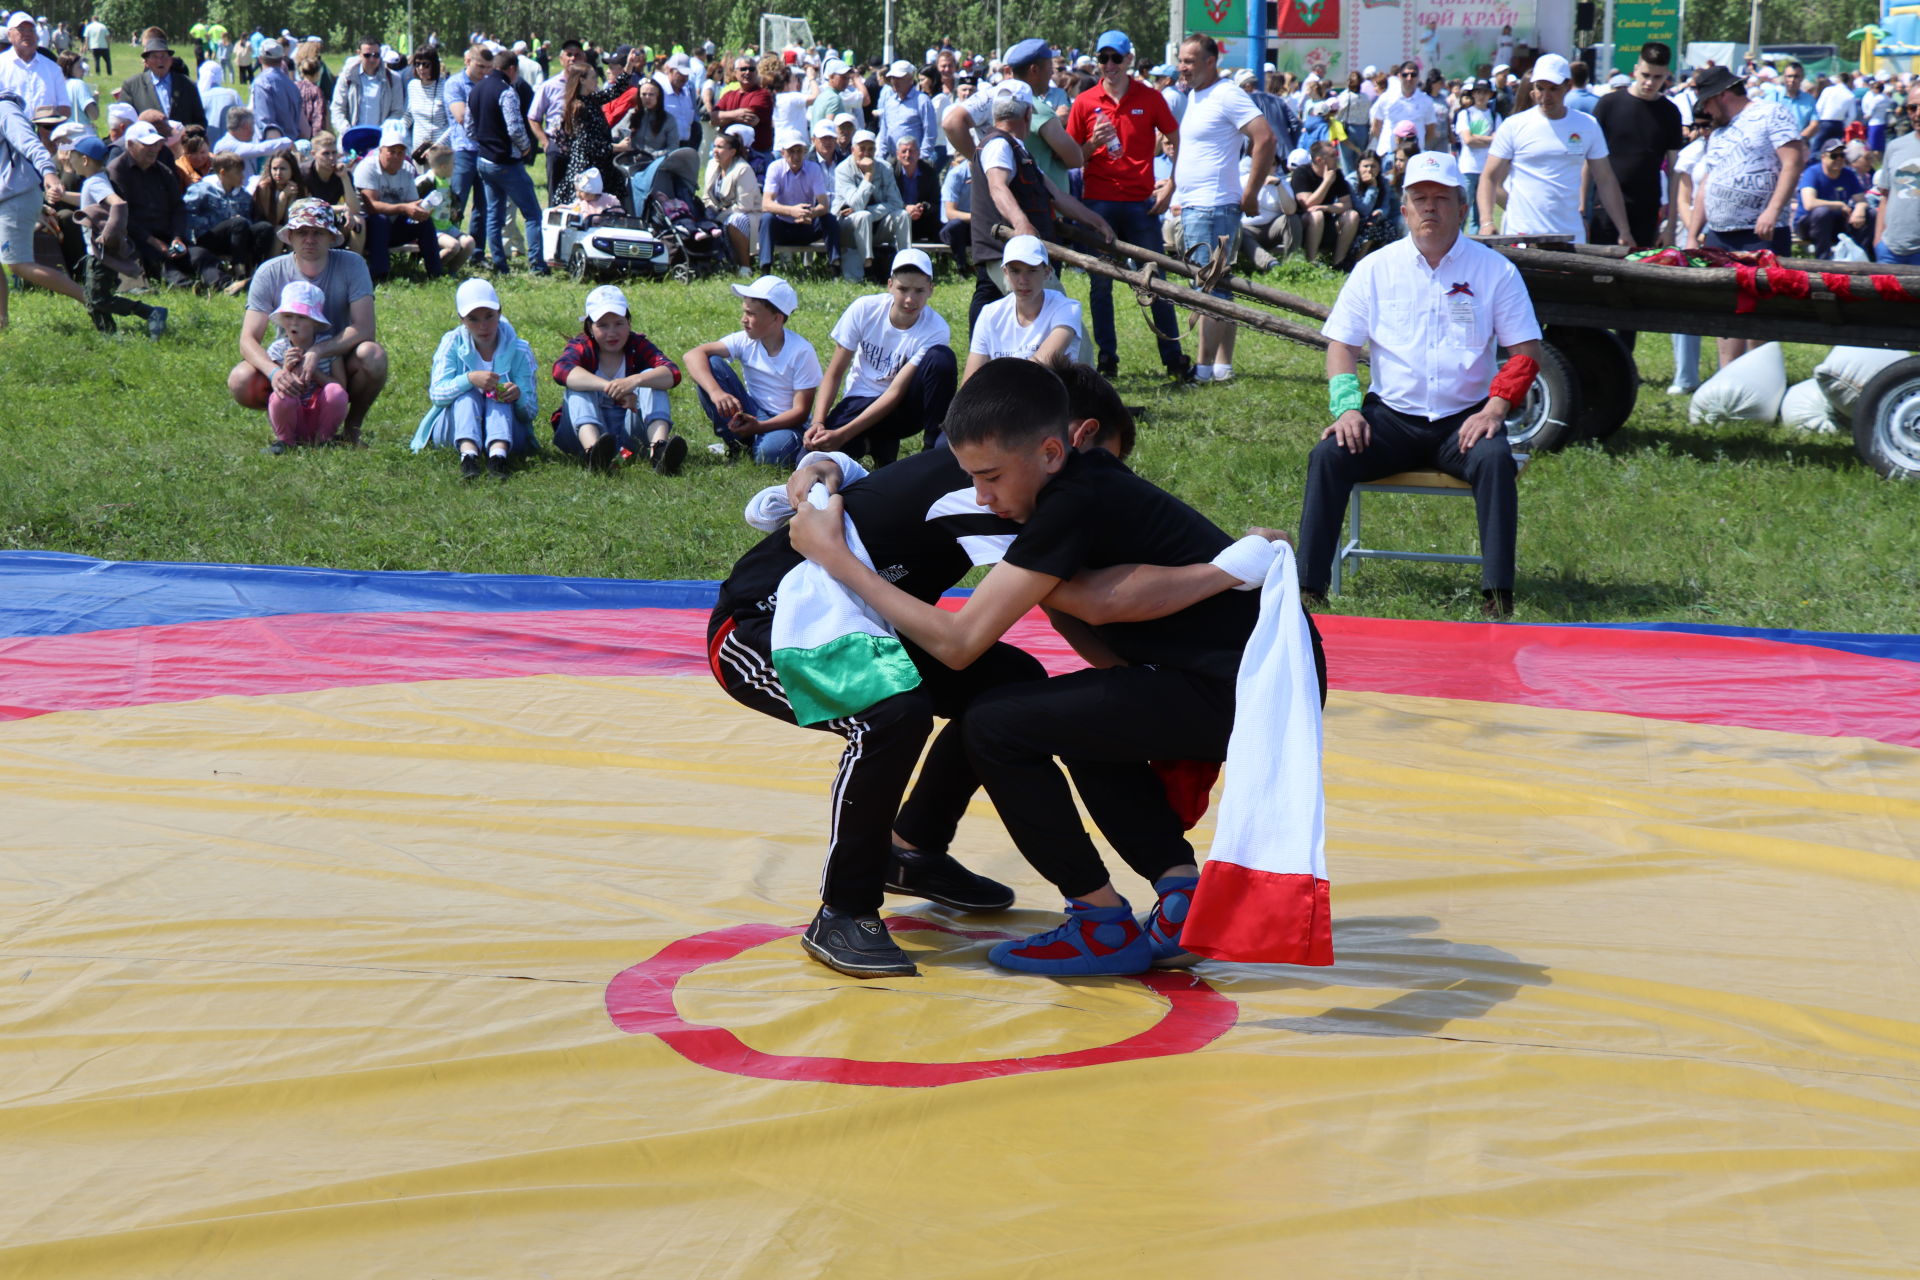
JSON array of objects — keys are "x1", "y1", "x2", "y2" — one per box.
[{"x1": 541, "y1": 208, "x2": 679, "y2": 282}]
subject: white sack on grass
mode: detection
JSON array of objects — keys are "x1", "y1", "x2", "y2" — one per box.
[
  {"x1": 1689, "y1": 341, "x2": 1787, "y2": 426},
  {"x1": 1780, "y1": 377, "x2": 1843, "y2": 435},
  {"x1": 1814, "y1": 346, "x2": 1910, "y2": 421}
]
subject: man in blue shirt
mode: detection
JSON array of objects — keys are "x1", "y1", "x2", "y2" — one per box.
[
  {"x1": 247, "y1": 40, "x2": 303, "y2": 140},
  {"x1": 443, "y1": 44, "x2": 492, "y2": 254},
  {"x1": 1777, "y1": 62, "x2": 1818, "y2": 139},
  {"x1": 1795, "y1": 137, "x2": 1869, "y2": 258},
  {"x1": 875, "y1": 61, "x2": 936, "y2": 167}
]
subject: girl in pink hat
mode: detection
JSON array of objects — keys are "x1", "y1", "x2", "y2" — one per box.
[{"x1": 263, "y1": 278, "x2": 348, "y2": 451}]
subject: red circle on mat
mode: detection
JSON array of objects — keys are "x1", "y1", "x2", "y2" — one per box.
[{"x1": 604, "y1": 918, "x2": 1239, "y2": 1088}]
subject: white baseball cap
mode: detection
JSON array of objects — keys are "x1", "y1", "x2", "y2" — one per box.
[
  {"x1": 1531, "y1": 53, "x2": 1572, "y2": 85},
  {"x1": 1001, "y1": 234, "x2": 1048, "y2": 267},
  {"x1": 1287, "y1": 147, "x2": 1311, "y2": 168},
  {"x1": 1492, "y1": 63, "x2": 1511, "y2": 75},
  {"x1": 887, "y1": 59, "x2": 914, "y2": 78},
  {"x1": 666, "y1": 52, "x2": 691, "y2": 70},
  {"x1": 724, "y1": 123, "x2": 754, "y2": 146},
  {"x1": 1403, "y1": 149, "x2": 1463, "y2": 189},
  {"x1": 123, "y1": 121, "x2": 164, "y2": 146},
  {"x1": 851, "y1": 128, "x2": 876, "y2": 146},
  {"x1": 776, "y1": 129, "x2": 807, "y2": 150},
  {"x1": 583, "y1": 284, "x2": 630, "y2": 321},
  {"x1": 810, "y1": 119, "x2": 837, "y2": 138},
  {"x1": 575, "y1": 166, "x2": 604, "y2": 194},
  {"x1": 992, "y1": 78, "x2": 1035, "y2": 107},
  {"x1": 5, "y1": 10, "x2": 33, "y2": 29},
  {"x1": 1232, "y1": 68, "x2": 1256, "y2": 86},
  {"x1": 456, "y1": 277, "x2": 501, "y2": 316},
  {"x1": 832, "y1": 111, "x2": 855, "y2": 127},
  {"x1": 889, "y1": 247, "x2": 935, "y2": 277},
  {"x1": 512, "y1": 39, "x2": 528, "y2": 52},
  {"x1": 822, "y1": 57, "x2": 850, "y2": 76},
  {"x1": 731, "y1": 274, "x2": 799, "y2": 316},
  {"x1": 378, "y1": 118, "x2": 409, "y2": 148},
  {"x1": 1362, "y1": 64, "x2": 1378, "y2": 76}
]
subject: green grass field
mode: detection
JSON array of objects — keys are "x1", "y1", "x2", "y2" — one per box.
[{"x1": 8, "y1": 44, "x2": 1916, "y2": 632}]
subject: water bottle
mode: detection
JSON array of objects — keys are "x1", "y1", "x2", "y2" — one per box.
[{"x1": 1102, "y1": 106, "x2": 1121, "y2": 157}]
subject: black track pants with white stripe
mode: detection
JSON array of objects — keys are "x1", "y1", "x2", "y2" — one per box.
[{"x1": 707, "y1": 607, "x2": 1046, "y2": 915}]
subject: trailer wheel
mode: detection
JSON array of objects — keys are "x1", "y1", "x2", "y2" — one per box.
[
  {"x1": 1545, "y1": 325, "x2": 1640, "y2": 440},
  {"x1": 1503, "y1": 341, "x2": 1578, "y2": 452},
  {"x1": 1852, "y1": 355, "x2": 1920, "y2": 479}
]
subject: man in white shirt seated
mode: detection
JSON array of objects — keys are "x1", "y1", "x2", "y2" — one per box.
[
  {"x1": 1300, "y1": 152, "x2": 1545, "y2": 619},
  {"x1": 209, "y1": 105, "x2": 293, "y2": 176},
  {"x1": 804, "y1": 248, "x2": 955, "y2": 463}
]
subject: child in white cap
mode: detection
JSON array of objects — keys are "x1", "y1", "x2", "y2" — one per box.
[
  {"x1": 549, "y1": 283, "x2": 687, "y2": 474},
  {"x1": 681, "y1": 273, "x2": 820, "y2": 465},
  {"x1": 964, "y1": 234, "x2": 1084, "y2": 380},
  {"x1": 263, "y1": 279, "x2": 349, "y2": 452},
  {"x1": 809, "y1": 247, "x2": 955, "y2": 461},
  {"x1": 411, "y1": 277, "x2": 541, "y2": 480},
  {"x1": 568, "y1": 166, "x2": 621, "y2": 218}
]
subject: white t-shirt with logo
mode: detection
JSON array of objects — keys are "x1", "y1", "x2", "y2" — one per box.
[
  {"x1": 969, "y1": 290, "x2": 1084, "y2": 363},
  {"x1": 1173, "y1": 79, "x2": 1260, "y2": 210},
  {"x1": 1489, "y1": 105, "x2": 1609, "y2": 240},
  {"x1": 829, "y1": 292, "x2": 952, "y2": 400},
  {"x1": 722, "y1": 327, "x2": 824, "y2": 413},
  {"x1": 1454, "y1": 105, "x2": 1498, "y2": 175}
]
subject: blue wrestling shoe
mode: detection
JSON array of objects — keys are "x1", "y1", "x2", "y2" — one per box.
[
  {"x1": 1142, "y1": 874, "x2": 1201, "y2": 969},
  {"x1": 988, "y1": 899, "x2": 1153, "y2": 976}
]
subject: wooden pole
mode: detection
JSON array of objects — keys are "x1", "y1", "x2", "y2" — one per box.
[
  {"x1": 1052, "y1": 222, "x2": 1333, "y2": 321},
  {"x1": 1004, "y1": 226, "x2": 1338, "y2": 351}
]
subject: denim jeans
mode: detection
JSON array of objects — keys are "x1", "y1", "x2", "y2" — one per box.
[
  {"x1": 553, "y1": 387, "x2": 670, "y2": 456},
  {"x1": 1670, "y1": 333, "x2": 1703, "y2": 391},
  {"x1": 1181, "y1": 203, "x2": 1243, "y2": 299},
  {"x1": 1461, "y1": 172, "x2": 1483, "y2": 235},
  {"x1": 695, "y1": 356, "x2": 802, "y2": 466},
  {"x1": 1081, "y1": 196, "x2": 1184, "y2": 369},
  {"x1": 1876, "y1": 242, "x2": 1920, "y2": 266},
  {"x1": 477, "y1": 157, "x2": 549, "y2": 274},
  {"x1": 450, "y1": 148, "x2": 489, "y2": 249},
  {"x1": 449, "y1": 390, "x2": 530, "y2": 452}
]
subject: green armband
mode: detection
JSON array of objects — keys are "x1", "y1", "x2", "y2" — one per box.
[{"x1": 1328, "y1": 373, "x2": 1363, "y2": 417}]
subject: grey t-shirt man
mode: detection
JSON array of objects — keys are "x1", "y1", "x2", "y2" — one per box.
[
  {"x1": 245, "y1": 249, "x2": 374, "y2": 336},
  {"x1": 1877, "y1": 131, "x2": 1920, "y2": 256},
  {"x1": 351, "y1": 152, "x2": 420, "y2": 207}
]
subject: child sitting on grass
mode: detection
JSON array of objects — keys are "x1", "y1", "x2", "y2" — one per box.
[
  {"x1": 550, "y1": 284, "x2": 687, "y2": 475},
  {"x1": 262, "y1": 280, "x2": 349, "y2": 453},
  {"x1": 419, "y1": 144, "x2": 475, "y2": 273},
  {"x1": 682, "y1": 274, "x2": 820, "y2": 466},
  {"x1": 410, "y1": 278, "x2": 541, "y2": 480}
]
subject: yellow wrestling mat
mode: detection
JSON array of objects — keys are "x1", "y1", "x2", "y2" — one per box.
[{"x1": 5, "y1": 670, "x2": 1918, "y2": 1278}]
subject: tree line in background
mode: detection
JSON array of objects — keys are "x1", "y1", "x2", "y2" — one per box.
[
  {"x1": 79, "y1": 0, "x2": 1168, "y2": 63},
  {"x1": 79, "y1": 0, "x2": 1883, "y2": 71}
]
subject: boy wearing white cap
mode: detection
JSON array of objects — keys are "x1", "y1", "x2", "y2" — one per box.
[
  {"x1": 964, "y1": 234, "x2": 1083, "y2": 379},
  {"x1": 809, "y1": 248, "x2": 955, "y2": 462},
  {"x1": 550, "y1": 283, "x2": 687, "y2": 474},
  {"x1": 832, "y1": 127, "x2": 909, "y2": 281},
  {"x1": 683, "y1": 274, "x2": 821, "y2": 465},
  {"x1": 261, "y1": 279, "x2": 348, "y2": 451},
  {"x1": 351, "y1": 116, "x2": 442, "y2": 279},
  {"x1": 412, "y1": 277, "x2": 540, "y2": 480}
]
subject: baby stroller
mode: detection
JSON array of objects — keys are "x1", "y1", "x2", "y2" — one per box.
[{"x1": 613, "y1": 147, "x2": 727, "y2": 279}]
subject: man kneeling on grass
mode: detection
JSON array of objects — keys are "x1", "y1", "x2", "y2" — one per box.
[
  {"x1": 227, "y1": 199, "x2": 387, "y2": 447},
  {"x1": 790, "y1": 358, "x2": 1325, "y2": 977}
]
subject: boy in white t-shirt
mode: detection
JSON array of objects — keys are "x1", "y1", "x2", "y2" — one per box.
[
  {"x1": 683, "y1": 274, "x2": 823, "y2": 467},
  {"x1": 806, "y1": 248, "x2": 957, "y2": 462},
  {"x1": 964, "y1": 234, "x2": 1083, "y2": 379}
]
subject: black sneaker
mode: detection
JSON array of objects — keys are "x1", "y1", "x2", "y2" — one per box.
[
  {"x1": 651, "y1": 435, "x2": 688, "y2": 475},
  {"x1": 1166, "y1": 354, "x2": 1197, "y2": 384},
  {"x1": 1096, "y1": 354, "x2": 1119, "y2": 378},
  {"x1": 459, "y1": 452, "x2": 483, "y2": 480},
  {"x1": 261, "y1": 441, "x2": 287, "y2": 456},
  {"x1": 146, "y1": 306, "x2": 167, "y2": 338},
  {"x1": 487, "y1": 453, "x2": 509, "y2": 481},
  {"x1": 585, "y1": 434, "x2": 618, "y2": 474},
  {"x1": 885, "y1": 845, "x2": 1016, "y2": 912},
  {"x1": 800, "y1": 905, "x2": 918, "y2": 978}
]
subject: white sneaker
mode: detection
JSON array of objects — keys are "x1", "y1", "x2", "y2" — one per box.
[
  {"x1": 1666, "y1": 382, "x2": 1697, "y2": 396},
  {"x1": 1193, "y1": 365, "x2": 1214, "y2": 384},
  {"x1": 1211, "y1": 363, "x2": 1234, "y2": 384}
]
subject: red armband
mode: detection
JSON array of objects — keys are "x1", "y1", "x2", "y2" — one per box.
[{"x1": 1488, "y1": 354, "x2": 1539, "y2": 406}]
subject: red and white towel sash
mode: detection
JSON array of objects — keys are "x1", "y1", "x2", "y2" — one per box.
[{"x1": 1181, "y1": 541, "x2": 1334, "y2": 966}]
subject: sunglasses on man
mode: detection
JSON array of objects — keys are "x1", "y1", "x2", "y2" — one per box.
[{"x1": 1098, "y1": 51, "x2": 1127, "y2": 64}]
